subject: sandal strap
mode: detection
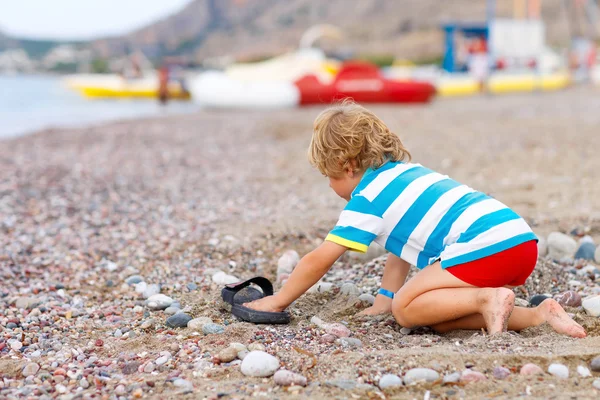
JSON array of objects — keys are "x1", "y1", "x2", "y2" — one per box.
[{"x1": 221, "y1": 276, "x2": 274, "y2": 305}]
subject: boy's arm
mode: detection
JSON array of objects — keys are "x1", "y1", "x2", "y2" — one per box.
[
  {"x1": 360, "y1": 253, "x2": 411, "y2": 315},
  {"x1": 244, "y1": 241, "x2": 347, "y2": 312}
]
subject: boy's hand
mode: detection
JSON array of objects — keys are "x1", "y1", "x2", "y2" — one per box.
[
  {"x1": 243, "y1": 295, "x2": 286, "y2": 313},
  {"x1": 357, "y1": 294, "x2": 393, "y2": 316}
]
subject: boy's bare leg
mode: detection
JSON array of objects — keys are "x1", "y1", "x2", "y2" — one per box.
[
  {"x1": 392, "y1": 262, "x2": 585, "y2": 337},
  {"x1": 432, "y1": 300, "x2": 586, "y2": 338}
]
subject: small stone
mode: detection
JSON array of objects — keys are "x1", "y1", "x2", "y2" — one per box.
[
  {"x1": 202, "y1": 323, "x2": 225, "y2": 335},
  {"x1": 593, "y1": 379, "x2": 600, "y2": 390},
  {"x1": 248, "y1": 343, "x2": 266, "y2": 352},
  {"x1": 274, "y1": 370, "x2": 307, "y2": 387},
  {"x1": 400, "y1": 327, "x2": 412, "y2": 335},
  {"x1": 554, "y1": 291, "x2": 582, "y2": 308},
  {"x1": 135, "y1": 282, "x2": 147, "y2": 294},
  {"x1": 443, "y1": 372, "x2": 461, "y2": 384},
  {"x1": 575, "y1": 242, "x2": 596, "y2": 260},
  {"x1": 240, "y1": 351, "x2": 279, "y2": 377},
  {"x1": 577, "y1": 365, "x2": 591, "y2": 377},
  {"x1": 340, "y1": 283, "x2": 360, "y2": 296},
  {"x1": 537, "y1": 235, "x2": 547, "y2": 256},
  {"x1": 277, "y1": 250, "x2": 300, "y2": 276},
  {"x1": 548, "y1": 363, "x2": 569, "y2": 379},
  {"x1": 520, "y1": 363, "x2": 544, "y2": 375},
  {"x1": 590, "y1": 356, "x2": 600, "y2": 372},
  {"x1": 378, "y1": 374, "x2": 403, "y2": 389},
  {"x1": 143, "y1": 284, "x2": 160, "y2": 299},
  {"x1": 217, "y1": 347, "x2": 238, "y2": 363},
  {"x1": 336, "y1": 337, "x2": 362, "y2": 348},
  {"x1": 22, "y1": 363, "x2": 40, "y2": 377},
  {"x1": 326, "y1": 379, "x2": 356, "y2": 390},
  {"x1": 492, "y1": 366, "x2": 510, "y2": 380},
  {"x1": 115, "y1": 385, "x2": 126, "y2": 395},
  {"x1": 141, "y1": 319, "x2": 155, "y2": 329},
  {"x1": 404, "y1": 368, "x2": 440, "y2": 385},
  {"x1": 11, "y1": 341, "x2": 23, "y2": 351},
  {"x1": 237, "y1": 350, "x2": 249, "y2": 360},
  {"x1": 114, "y1": 329, "x2": 123, "y2": 338},
  {"x1": 164, "y1": 306, "x2": 180, "y2": 315},
  {"x1": 310, "y1": 282, "x2": 333, "y2": 293},
  {"x1": 212, "y1": 271, "x2": 239, "y2": 285},
  {"x1": 188, "y1": 317, "x2": 212, "y2": 330},
  {"x1": 461, "y1": 369, "x2": 487, "y2": 383},
  {"x1": 146, "y1": 294, "x2": 174, "y2": 310},
  {"x1": 144, "y1": 362, "x2": 155, "y2": 373},
  {"x1": 529, "y1": 294, "x2": 550, "y2": 307},
  {"x1": 358, "y1": 294, "x2": 375, "y2": 305},
  {"x1": 122, "y1": 362, "x2": 141, "y2": 375},
  {"x1": 156, "y1": 355, "x2": 170, "y2": 366},
  {"x1": 173, "y1": 379, "x2": 193, "y2": 392},
  {"x1": 15, "y1": 297, "x2": 40, "y2": 310},
  {"x1": 582, "y1": 296, "x2": 600, "y2": 317},
  {"x1": 229, "y1": 343, "x2": 247, "y2": 352},
  {"x1": 595, "y1": 246, "x2": 600, "y2": 263},
  {"x1": 547, "y1": 232, "x2": 577, "y2": 261},
  {"x1": 79, "y1": 378, "x2": 90, "y2": 388},
  {"x1": 186, "y1": 283, "x2": 198, "y2": 291},
  {"x1": 166, "y1": 313, "x2": 192, "y2": 328},
  {"x1": 126, "y1": 275, "x2": 144, "y2": 285}
]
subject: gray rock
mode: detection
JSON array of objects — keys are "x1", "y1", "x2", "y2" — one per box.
[
  {"x1": 22, "y1": 363, "x2": 40, "y2": 377},
  {"x1": 309, "y1": 282, "x2": 333, "y2": 293},
  {"x1": 326, "y1": 380, "x2": 356, "y2": 390},
  {"x1": 404, "y1": 368, "x2": 440, "y2": 385},
  {"x1": 212, "y1": 271, "x2": 239, "y2": 285},
  {"x1": 173, "y1": 379, "x2": 193, "y2": 392},
  {"x1": 156, "y1": 355, "x2": 170, "y2": 366},
  {"x1": 125, "y1": 275, "x2": 144, "y2": 285},
  {"x1": 146, "y1": 294, "x2": 174, "y2": 310},
  {"x1": 202, "y1": 323, "x2": 225, "y2": 335},
  {"x1": 114, "y1": 329, "x2": 123, "y2": 338},
  {"x1": 590, "y1": 356, "x2": 600, "y2": 372},
  {"x1": 188, "y1": 317, "x2": 212, "y2": 330},
  {"x1": 186, "y1": 283, "x2": 198, "y2": 291},
  {"x1": 548, "y1": 363, "x2": 569, "y2": 379},
  {"x1": 336, "y1": 337, "x2": 362, "y2": 348},
  {"x1": 443, "y1": 372, "x2": 461, "y2": 384},
  {"x1": 79, "y1": 378, "x2": 90, "y2": 389},
  {"x1": 583, "y1": 296, "x2": 600, "y2": 317},
  {"x1": 274, "y1": 370, "x2": 307, "y2": 386},
  {"x1": 536, "y1": 235, "x2": 547, "y2": 256},
  {"x1": 143, "y1": 362, "x2": 155, "y2": 373},
  {"x1": 340, "y1": 283, "x2": 360, "y2": 296},
  {"x1": 593, "y1": 378, "x2": 600, "y2": 390},
  {"x1": 164, "y1": 306, "x2": 180, "y2": 315},
  {"x1": 378, "y1": 374, "x2": 403, "y2": 389},
  {"x1": 575, "y1": 242, "x2": 596, "y2": 261},
  {"x1": 15, "y1": 297, "x2": 40, "y2": 310},
  {"x1": 492, "y1": 366, "x2": 510, "y2": 380},
  {"x1": 240, "y1": 351, "x2": 279, "y2": 377},
  {"x1": 358, "y1": 294, "x2": 375, "y2": 305},
  {"x1": 547, "y1": 232, "x2": 577, "y2": 261},
  {"x1": 529, "y1": 294, "x2": 550, "y2": 307},
  {"x1": 143, "y1": 284, "x2": 160, "y2": 299},
  {"x1": 166, "y1": 313, "x2": 192, "y2": 328},
  {"x1": 122, "y1": 362, "x2": 141, "y2": 375}
]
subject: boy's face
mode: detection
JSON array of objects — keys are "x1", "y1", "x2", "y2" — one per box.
[{"x1": 328, "y1": 167, "x2": 363, "y2": 201}]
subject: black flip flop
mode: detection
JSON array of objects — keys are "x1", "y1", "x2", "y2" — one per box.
[{"x1": 221, "y1": 277, "x2": 291, "y2": 324}]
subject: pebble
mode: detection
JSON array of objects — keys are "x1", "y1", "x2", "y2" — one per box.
[
  {"x1": 537, "y1": 235, "x2": 547, "y2": 256},
  {"x1": 135, "y1": 281, "x2": 148, "y2": 294},
  {"x1": 166, "y1": 313, "x2": 192, "y2": 328},
  {"x1": 378, "y1": 374, "x2": 403, "y2": 389},
  {"x1": 188, "y1": 317, "x2": 212, "y2": 330},
  {"x1": 115, "y1": 385, "x2": 126, "y2": 395},
  {"x1": 164, "y1": 306, "x2": 180, "y2": 315},
  {"x1": 141, "y1": 319, "x2": 155, "y2": 329},
  {"x1": 144, "y1": 362, "x2": 155, "y2": 373},
  {"x1": 217, "y1": 346, "x2": 239, "y2": 362},
  {"x1": 547, "y1": 232, "x2": 577, "y2": 261},
  {"x1": 229, "y1": 343, "x2": 247, "y2": 352},
  {"x1": 577, "y1": 365, "x2": 591, "y2": 377},
  {"x1": 404, "y1": 368, "x2": 440, "y2": 385},
  {"x1": 461, "y1": 369, "x2": 487, "y2": 383},
  {"x1": 590, "y1": 356, "x2": 600, "y2": 372},
  {"x1": 173, "y1": 379, "x2": 193, "y2": 392},
  {"x1": 122, "y1": 362, "x2": 141, "y2": 375},
  {"x1": 22, "y1": 363, "x2": 40, "y2": 377},
  {"x1": 340, "y1": 283, "x2": 360, "y2": 296},
  {"x1": 79, "y1": 378, "x2": 90, "y2": 389},
  {"x1": 202, "y1": 323, "x2": 225, "y2": 335},
  {"x1": 15, "y1": 297, "x2": 40, "y2": 310},
  {"x1": 311, "y1": 316, "x2": 351, "y2": 337},
  {"x1": 186, "y1": 283, "x2": 198, "y2": 291},
  {"x1": 240, "y1": 351, "x2": 279, "y2": 377},
  {"x1": 248, "y1": 343, "x2": 266, "y2": 352},
  {"x1": 143, "y1": 284, "x2": 161, "y2": 299},
  {"x1": 114, "y1": 329, "x2": 123, "y2": 338},
  {"x1": 11, "y1": 341, "x2": 23, "y2": 351},
  {"x1": 554, "y1": 291, "x2": 582, "y2": 307},
  {"x1": 443, "y1": 372, "x2": 461, "y2": 384},
  {"x1": 529, "y1": 294, "x2": 550, "y2": 307},
  {"x1": 575, "y1": 242, "x2": 596, "y2": 260},
  {"x1": 326, "y1": 379, "x2": 356, "y2": 390},
  {"x1": 310, "y1": 282, "x2": 333, "y2": 293},
  {"x1": 146, "y1": 294, "x2": 174, "y2": 310},
  {"x1": 237, "y1": 350, "x2": 249, "y2": 360},
  {"x1": 582, "y1": 296, "x2": 600, "y2": 316},
  {"x1": 548, "y1": 363, "x2": 569, "y2": 379},
  {"x1": 492, "y1": 366, "x2": 510, "y2": 380},
  {"x1": 594, "y1": 379, "x2": 600, "y2": 390},
  {"x1": 520, "y1": 363, "x2": 544, "y2": 375},
  {"x1": 274, "y1": 370, "x2": 307, "y2": 386},
  {"x1": 212, "y1": 271, "x2": 239, "y2": 285},
  {"x1": 156, "y1": 355, "x2": 170, "y2": 366},
  {"x1": 358, "y1": 293, "x2": 375, "y2": 304},
  {"x1": 125, "y1": 275, "x2": 144, "y2": 285},
  {"x1": 336, "y1": 337, "x2": 362, "y2": 348},
  {"x1": 277, "y1": 250, "x2": 300, "y2": 281}
]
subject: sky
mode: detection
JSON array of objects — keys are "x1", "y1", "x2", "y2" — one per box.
[{"x1": 0, "y1": 0, "x2": 194, "y2": 41}]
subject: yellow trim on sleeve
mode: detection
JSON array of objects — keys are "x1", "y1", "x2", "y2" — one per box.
[{"x1": 325, "y1": 234, "x2": 368, "y2": 253}]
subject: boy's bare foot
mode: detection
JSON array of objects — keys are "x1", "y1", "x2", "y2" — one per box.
[
  {"x1": 480, "y1": 287, "x2": 515, "y2": 335},
  {"x1": 358, "y1": 305, "x2": 391, "y2": 316},
  {"x1": 536, "y1": 299, "x2": 586, "y2": 338}
]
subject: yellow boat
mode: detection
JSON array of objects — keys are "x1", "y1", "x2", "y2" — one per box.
[
  {"x1": 64, "y1": 74, "x2": 191, "y2": 100},
  {"x1": 486, "y1": 71, "x2": 571, "y2": 94}
]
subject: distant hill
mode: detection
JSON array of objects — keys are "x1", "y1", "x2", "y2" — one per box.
[
  {"x1": 0, "y1": 31, "x2": 83, "y2": 59},
  {"x1": 90, "y1": 0, "x2": 576, "y2": 63}
]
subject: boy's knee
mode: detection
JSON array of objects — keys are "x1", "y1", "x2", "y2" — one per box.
[{"x1": 391, "y1": 296, "x2": 414, "y2": 328}]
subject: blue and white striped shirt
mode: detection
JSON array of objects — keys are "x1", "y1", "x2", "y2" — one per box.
[{"x1": 325, "y1": 161, "x2": 537, "y2": 269}]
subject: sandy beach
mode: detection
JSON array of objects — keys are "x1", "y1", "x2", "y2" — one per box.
[{"x1": 2, "y1": 88, "x2": 600, "y2": 399}]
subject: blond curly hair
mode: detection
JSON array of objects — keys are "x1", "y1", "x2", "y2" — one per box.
[{"x1": 308, "y1": 100, "x2": 411, "y2": 177}]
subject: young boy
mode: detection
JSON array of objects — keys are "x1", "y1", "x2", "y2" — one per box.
[{"x1": 245, "y1": 101, "x2": 586, "y2": 338}]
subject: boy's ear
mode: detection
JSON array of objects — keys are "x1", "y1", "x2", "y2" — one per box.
[{"x1": 347, "y1": 159, "x2": 359, "y2": 177}]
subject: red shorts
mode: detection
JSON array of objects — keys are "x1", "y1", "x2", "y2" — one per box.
[{"x1": 447, "y1": 240, "x2": 538, "y2": 287}]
